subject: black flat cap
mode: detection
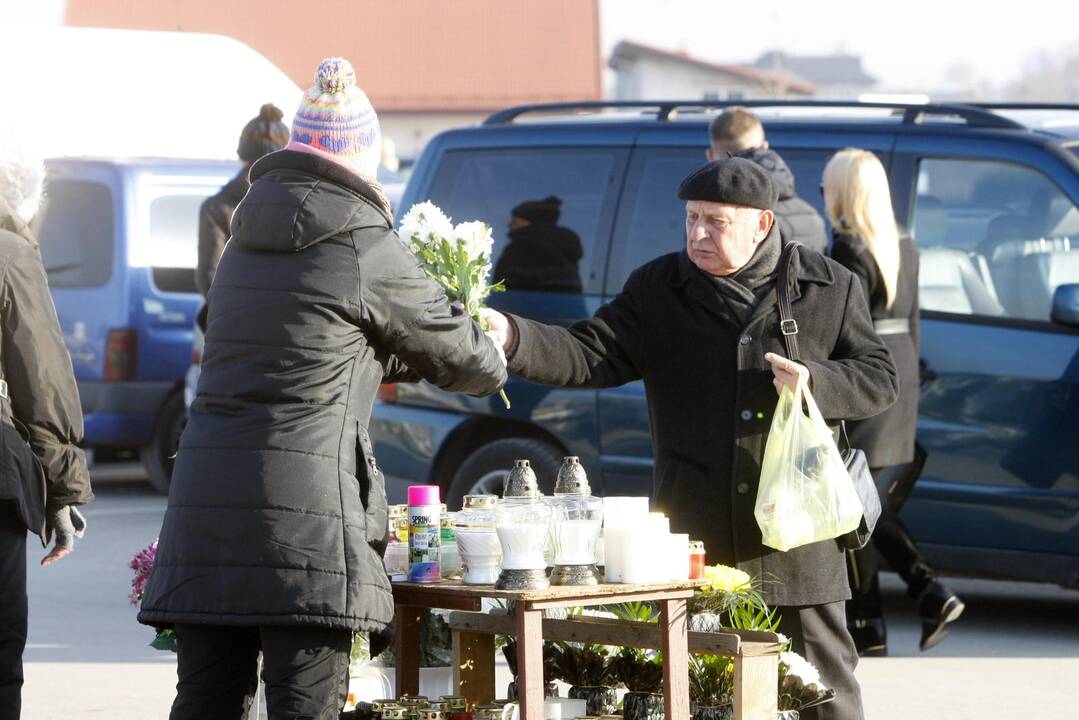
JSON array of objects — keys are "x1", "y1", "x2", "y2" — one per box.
[{"x1": 677, "y1": 157, "x2": 777, "y2": 211}]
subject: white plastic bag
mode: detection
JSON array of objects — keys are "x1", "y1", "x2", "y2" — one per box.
[{"x1": 755, "y1": 378, "x2": 864, "y2": 552}]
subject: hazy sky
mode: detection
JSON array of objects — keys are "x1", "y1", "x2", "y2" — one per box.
[
  {"x1": 600, "y1": 0, "x2": 1079, "y2": 91},
  {"x1": 4, "y1": 0, "x2": 1078, "y2": 90}
]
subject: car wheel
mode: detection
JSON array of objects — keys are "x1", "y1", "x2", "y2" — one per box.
[
  {"x1": 140, "y1": 392, "x2": 186, "y2": 494},
  {"x1": 446, "y1": 438, "x2": 563, "y2": 508}
]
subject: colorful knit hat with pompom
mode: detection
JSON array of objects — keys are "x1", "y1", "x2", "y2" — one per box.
[{"x1": 290, "y1": 57, "x2": 381, "y2": 177}]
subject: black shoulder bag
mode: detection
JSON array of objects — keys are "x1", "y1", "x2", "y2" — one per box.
[{"x1": 776, "y1": 242, "x2": 881, "y2": 551}]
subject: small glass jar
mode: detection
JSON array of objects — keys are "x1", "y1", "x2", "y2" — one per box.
[
  {"x1": 688, "y1": 540, "x2": 706, "y2": 580},
  {"x1": 441, "y1": 509, "x2": 461, "y2": 578},
  {"x1": 455, "y1": 494, "x2": 502, "y2": 585}
]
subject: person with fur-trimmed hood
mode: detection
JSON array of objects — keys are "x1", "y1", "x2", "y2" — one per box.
[{"x1": 0, "y1": 137, "x2": 92, "y2": 720}]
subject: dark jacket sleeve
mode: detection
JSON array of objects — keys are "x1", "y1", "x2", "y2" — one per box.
[
  {"x1": 1, "y1": 244, "x2": 92, "y2": 510},
  {"x1": 802, "y1": 273, "x2": 899, "y2": 422},
  {"x1": 506, "y1": 268, "x2": 645, "y2": 388},
  {"x1": 361, "y1": 231, "x2": 506, "y2": 397},
  {"x1": 378, "y1": 353, "x2": 421, "y2": 384},
  {"x1": 196, "y1": 197, "x2": 230, "y2": 297}
]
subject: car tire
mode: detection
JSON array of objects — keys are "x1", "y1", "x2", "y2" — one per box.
[
  {"x1": 140, "y1": 392, "x2": 186, "y2": 495},
  {"x1": 447, "y1": 437, "x2": 564, "y2": 508}
]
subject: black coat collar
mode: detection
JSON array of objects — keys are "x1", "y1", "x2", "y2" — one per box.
[{"x1": 249, "y1": 149, "x2": 393, "y2": 226}]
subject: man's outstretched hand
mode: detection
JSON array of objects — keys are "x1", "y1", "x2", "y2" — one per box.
[{"x1": 479, "y1": 308, "x2": 514, "y2": 352}]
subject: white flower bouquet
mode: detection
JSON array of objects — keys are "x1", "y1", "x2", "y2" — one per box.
[
  {"x1": 399, "y1": 201, "x2": 510, "y2": 408},
  {"x1": 778, "y1": 649, "x2": 835, "y2": 712}
]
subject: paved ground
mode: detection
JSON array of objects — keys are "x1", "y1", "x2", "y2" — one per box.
[{"x1": 19, "y1": 471, "x2": 1079, "y2": 719}]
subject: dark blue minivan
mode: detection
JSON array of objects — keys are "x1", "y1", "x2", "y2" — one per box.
[
  {"x1": 35, "y1": 157, "x2": 240, "y2": 492},
  {"x1": 371, "y1": 101, "x2": 1079, "y2": 588}
]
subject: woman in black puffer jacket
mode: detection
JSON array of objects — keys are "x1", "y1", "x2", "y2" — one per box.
[{"x1": 139, "y1": 58, "x2": 506, "y2": 719}]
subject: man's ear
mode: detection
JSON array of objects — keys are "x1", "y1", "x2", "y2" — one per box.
[
  {"x1": 706, "y1": 147, "x2": 715, "y2": 162},
  {"x1": 761, "y1": 139, "x2": 770, "y2": 150},
  {"x1": 758, "y1": 210, "x2": 775, "y2": 240}
]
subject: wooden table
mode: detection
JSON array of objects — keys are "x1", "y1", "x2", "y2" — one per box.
[{"x1": 391, "y1": 580, "x2": 780, "y2": 720}]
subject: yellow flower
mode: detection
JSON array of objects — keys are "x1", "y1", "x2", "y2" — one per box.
[{"x1": 701, "y1": 564, "x2": 752, "y2": 594}]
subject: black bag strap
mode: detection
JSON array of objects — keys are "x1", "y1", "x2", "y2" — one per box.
[
  {"x1": 776, "y1": 241, "x2": 801, "y2": 362},
  {"x1": 776, "y1": 241, "x2": 854, "y2": 453}
]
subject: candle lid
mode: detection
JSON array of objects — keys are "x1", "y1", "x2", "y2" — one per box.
[
  {"x1": 503, "y1": 459, "x2": 541, "y2": 498},
  {"x1": 554, "y1": 456, "x2": 591, "y2": 495},
  {"x1": 463, "y1": 494, "x2": 498, "y2": 510}
]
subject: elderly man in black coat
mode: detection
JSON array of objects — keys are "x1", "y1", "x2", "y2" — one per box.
[{"x1": 483, "y1": 157, "x2": 898, "y2": 720}]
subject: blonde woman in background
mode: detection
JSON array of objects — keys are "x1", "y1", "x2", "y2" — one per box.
[{"x1": 824, "y1": 149, "x2": 963, "y2": 656}]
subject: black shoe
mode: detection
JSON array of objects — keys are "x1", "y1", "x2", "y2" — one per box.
[
  {"x1": 848, "y1": 616, "x2": 887, "y2": 656},
  {"x1": 917, "y1": 581, "x2": 965, "y2": 652}
]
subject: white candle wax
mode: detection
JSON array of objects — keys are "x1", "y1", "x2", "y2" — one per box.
[
  {"x1": 554, "y1": 518, "x2": 599, "y2": 565},
  {"x1": 669, "y1": 533, "x2": 690, "y2": 581},
  {"x1": 457, "y1": 528, "x2": 502, "y2": 584},
  {"x1": 620, "y1": 529, "x2": 653, "y2": 584},
  {"x1": 602, "y1": 497, "x2": 650, "y2": 583},
  {"x1": 603, "y1": 525, "x2": 626, "y2": 582},
  {"x1": 497, "y1": 524, "x2": 549, "y2": 570}
]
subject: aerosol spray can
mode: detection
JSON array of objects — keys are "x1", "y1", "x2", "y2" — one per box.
[{"x1": 407, "y1": 485, "x2": 442, "y2": 583}]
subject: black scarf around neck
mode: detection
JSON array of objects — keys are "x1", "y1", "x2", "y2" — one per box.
[{"x1": 706, "y1": 227, "x2": 782, "y2": 326}]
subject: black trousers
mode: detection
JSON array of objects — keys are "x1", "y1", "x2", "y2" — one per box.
[
  {"x1": 171, "y1": 624, "x2": 352, "y2": 720},
  {"x1": 846, "y1": 457, "x2": 936, "y2": 620},
  {"x1": 0, "y1": 501, "x2": 28, "y2": 720},
  {"x1": 776, "y1": 601, "x2": 864, "y2": 720}
]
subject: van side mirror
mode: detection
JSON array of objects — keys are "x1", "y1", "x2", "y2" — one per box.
[{"x1": 1051, "y1": 284, "x2": 1079, "y2": 327}]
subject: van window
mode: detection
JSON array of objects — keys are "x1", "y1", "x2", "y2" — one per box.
[
  {"x1": 424, "y1": 148, "x2": 624, "y2": 295},
  {"x1": 606, "y1": 149, "x2": 700, "y2": 293},
  {"x1": 912, "y1": 158, "x2": 1079, "y2": 322},
  {"x1": 148, "y1": 194, "x2": 205, "y2": 293},
  {"x1": 607, "y1": 147, "x2": 836, "y2": 292},
  {"x1": 33, "y1": 180, "x2": 114, "y2": 288}
]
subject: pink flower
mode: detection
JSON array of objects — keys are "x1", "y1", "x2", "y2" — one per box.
[{"x1": 128, "y1": 539, "x2": 158, "y2": 606}]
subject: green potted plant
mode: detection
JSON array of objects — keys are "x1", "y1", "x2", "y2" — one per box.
[
  {"x1": 688, "y1": 654, "x2": 734, "y2": 720},
  {"x1": 551, "y1": 642, "x2": 618, "y2": 715},
  {"x1": 610, "y1": 648, "x2": 664, "y2": 720},
  {"x1": 501, "y1": 637, "x2": 560, "y2": 700}
]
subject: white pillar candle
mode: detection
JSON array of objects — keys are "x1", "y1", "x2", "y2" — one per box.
[
  {"x1": 602, "y1": 497, "x2": 649, "y2": 583},
  {"x1": 668, "y1": 533, "x2": 690, "y2": 581},
  {"x1": 603, "y1": 525, "x2": 626, "y2": 582}
]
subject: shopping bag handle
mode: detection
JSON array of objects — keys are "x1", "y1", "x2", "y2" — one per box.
[{"x1": 776, "y1": 241, "x2": 854, "y2": 455}]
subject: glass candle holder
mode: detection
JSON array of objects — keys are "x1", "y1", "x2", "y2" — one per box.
[
  {"x1": 548, "y1": 457, "x2": 603, "y2": 585},
  {"x1": 495, "y1": 494, "x2": 552, "y2": 591},
  {"x1": 454, "y1": 494, "x2": 501, "y2": 585}
]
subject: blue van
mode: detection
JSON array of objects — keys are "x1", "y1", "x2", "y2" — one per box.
[
  {"x1": 373, "y1": 100, "x2": 1079, "y2": 588},
  {"x1": 34, "y1": 157, "x2": 240, "y2": 492}
]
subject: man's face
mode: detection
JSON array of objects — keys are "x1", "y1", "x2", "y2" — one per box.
[{"x1": 685, "y1": 200, "x2": 774, "y2": 276}]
